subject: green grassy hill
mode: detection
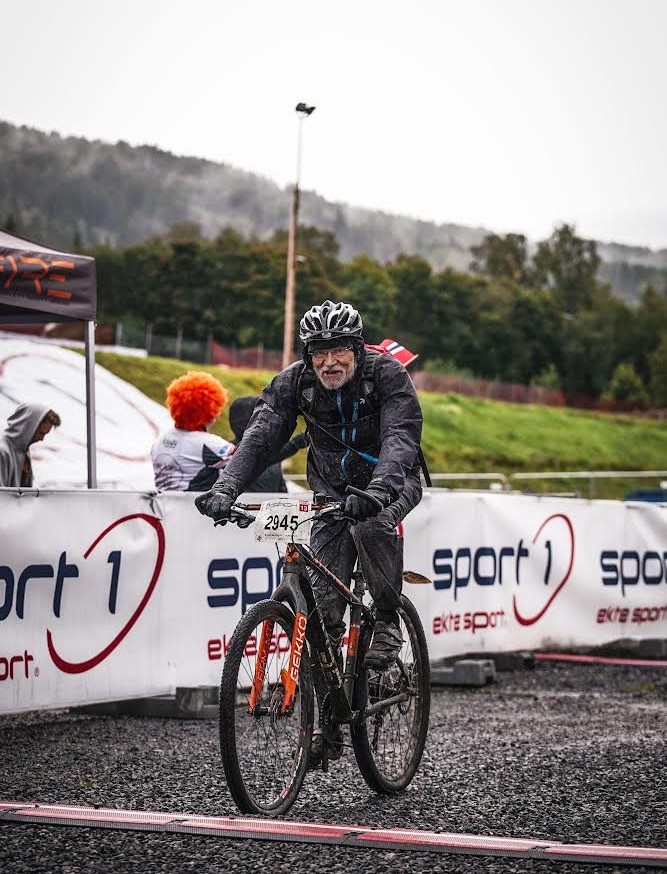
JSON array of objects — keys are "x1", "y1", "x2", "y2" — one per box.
[{"x1": 96, "y1": 351, "x2": 667, "y2": 499}]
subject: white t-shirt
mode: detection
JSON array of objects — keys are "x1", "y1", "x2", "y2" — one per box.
[{"x1": 151, "y1": 427, "x2": 232, "y2": 491}]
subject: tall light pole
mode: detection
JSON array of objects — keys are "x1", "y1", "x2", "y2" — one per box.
[{"x1": 282, "y1": 102, "x2": 315, "y2": 370}]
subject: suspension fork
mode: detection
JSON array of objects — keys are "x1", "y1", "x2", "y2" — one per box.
[
  {"x1": 247, "y1": 611, "x2": 309, "y2": 716},
  {"x1": 279, "y1": 546, "x2": 309, "y2": 714},
  {"x1": 248, "y1": 616, "x2": 274, "y2": 713},
  {"x1": 247, "y1": 547, "x2": 307, "y2": 715},
  {"x1": 281, "y1": 609, "x2": 308, "y2": 714}
]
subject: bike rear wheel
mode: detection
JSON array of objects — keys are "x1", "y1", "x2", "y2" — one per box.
[
  {"x1": 351, "y1": 594, "x2": 430, "y2": 793},
  {"x1": 219, "y1": 600, "x2": 313, "y2": 815}
]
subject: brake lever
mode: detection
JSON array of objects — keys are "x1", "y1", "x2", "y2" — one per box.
[
  {"x1": 344, "y1": 484, "x2": 384, "y2": 511},
  {"x1": 318, "y1": 504, "x2": 356, "y2": 525},
  {"x1": 214, "y1": 508, "x2": 255, "y2": 528}
]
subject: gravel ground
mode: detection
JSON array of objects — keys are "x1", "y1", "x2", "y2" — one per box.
[{"x1": 1, "y1": 660, "x2": 665, "y2": 873}]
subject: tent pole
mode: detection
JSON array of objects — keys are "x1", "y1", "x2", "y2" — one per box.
[{"x1": 84, "y1": 321, "x2": 98, "y2": 488}]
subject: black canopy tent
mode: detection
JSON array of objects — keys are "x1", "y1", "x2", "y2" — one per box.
[{"x1": 0, "y1": 227, "x2": 98, "y2": 487}]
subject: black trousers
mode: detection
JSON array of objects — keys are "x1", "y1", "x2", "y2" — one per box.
[{"x1": 307, "y1": 475, "x2": 422, "y2": 642}]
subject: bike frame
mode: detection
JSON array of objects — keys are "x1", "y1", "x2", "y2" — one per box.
[
  {"x1": 248, "y1": 539, "x2": 370, "y2": 725},
  {"x1": 230, "y1": 498, "x2": 414, "y2": 730}
]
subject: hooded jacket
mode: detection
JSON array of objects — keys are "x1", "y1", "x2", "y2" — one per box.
[
  {"x1": 0, "y1": 402, "x2": 52, "y2": 487},
  {"x1": 228, "y1": 395, "x2": 286, "y2": 492},
  {"x1": 219, "y1": 348, "x2": 422, "y2": 501},
  {"x1": 226, "y1": 395, "x2": 306, "y2": 492}
]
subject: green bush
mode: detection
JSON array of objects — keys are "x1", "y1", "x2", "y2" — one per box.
[
  {"x1": 531, "y1": 364, "x2": 561, "y2": 390},
  {"x1": 605, "y1": 362, "x2": 649, "y2": 406},
  {"x1": 649, "y1": 335, "x2": 667, "y2": 406},
  {"x1": 423, "y1": 358, "x2": 474, "y2": 379}
]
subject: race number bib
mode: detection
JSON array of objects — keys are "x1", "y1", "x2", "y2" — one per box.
[{"x1": 254, "y1": 499, "x2": 313, "y2": 543}]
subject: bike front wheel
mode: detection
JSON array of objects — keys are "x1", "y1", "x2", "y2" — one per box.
[
  {"x1": 351, "y1": 594, "x2": 430, "y2": 793},
  {"x1": 219, "y1": 600, "x2": 314, "y2": 815}
]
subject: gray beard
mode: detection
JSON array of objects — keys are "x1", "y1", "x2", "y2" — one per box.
[{"x1": 315, "y1": 364, "x2": 357, "y2": 391}]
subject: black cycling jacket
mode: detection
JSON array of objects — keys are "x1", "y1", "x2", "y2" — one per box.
[{"x1": 217, "y1": 349, "x2": 423, "y2": 500}]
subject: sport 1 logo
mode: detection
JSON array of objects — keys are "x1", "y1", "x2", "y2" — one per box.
[
  {"x1": 432, "y1": 513, "x2": 575, "y2": 627},
  {"x1": 47, "y1": 514, "x2": 165, "y2": 673},
  {"x1": 512, "y1": 514, "x2": 575, "y2": 626}
]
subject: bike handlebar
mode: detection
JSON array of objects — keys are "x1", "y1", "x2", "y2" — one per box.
[
  {"x1": 213, "y1": 485, "x2": 382, "y2": 528},
  {"x1": 344, "y1": 484, "x2": 384, "y2": 511}
]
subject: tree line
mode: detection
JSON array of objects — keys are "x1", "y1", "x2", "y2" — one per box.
[{"x1": 89, "y1": 221, "x2": 667, "y2": 406}]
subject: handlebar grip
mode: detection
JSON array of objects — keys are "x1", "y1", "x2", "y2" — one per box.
[{"x1": 345, "y1": 485, "x2": 384, "y2": 511}]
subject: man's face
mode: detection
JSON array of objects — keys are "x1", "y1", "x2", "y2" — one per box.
[
  {"x1": 29, "y1": 418, "x2": 54, "y2": 445},
  {"x1": 311, "y1": 345, "x2": 356, "y2": 390}
]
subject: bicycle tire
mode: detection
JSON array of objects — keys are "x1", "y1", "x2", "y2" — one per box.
[
  {"x1": 219, "y1": 600, "x2": 314, "y2": 815},
  {"x1": 351, "y1": 594, "x2": 430, "y2": 793}
]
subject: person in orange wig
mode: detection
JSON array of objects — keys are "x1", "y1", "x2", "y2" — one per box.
[{"x1": 151, "y1": 371, "x2": 233, "y2": 491}]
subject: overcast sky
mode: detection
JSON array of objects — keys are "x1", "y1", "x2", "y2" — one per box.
[{"x1": 5, "y1": 0, "x2": 667, "y2": 249}]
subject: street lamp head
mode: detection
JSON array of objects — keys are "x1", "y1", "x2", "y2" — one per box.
[{"x1": 295, "y1": 102, "x2": 316, "y2": 116}]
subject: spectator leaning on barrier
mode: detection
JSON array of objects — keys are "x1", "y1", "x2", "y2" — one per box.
[
  {"x1": 226, "y1": 394, "x2": 308, "y2": 493},
  {"x1": 151, "y1": 371, "x2": 233, "y2": 492},
  {"x1": 0, "y1": 402, "x2": 61, "y2": 487}
]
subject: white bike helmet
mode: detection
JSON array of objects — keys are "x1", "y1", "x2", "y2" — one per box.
[{"x1": 299, "y1": 300, "x2": 364, "y2": 345}]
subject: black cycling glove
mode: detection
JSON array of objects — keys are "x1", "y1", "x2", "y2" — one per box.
[
  {"x1": 195, "y1": 484, "x2": 237, "y2": 521},
  {"x1": 344, "y1": 482, "x2": 393, "y2": 522}
]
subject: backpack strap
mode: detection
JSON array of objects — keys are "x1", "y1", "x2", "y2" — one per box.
[
  {"x1": 363, "y1": 349, "x2": 379, "y2": 380},
  {"x1": 297, "y1": 348, "x2": 432, "y2": 485},
  {"x1": 363, "y1": 349, "x2": 431, "y2": 485},
  {"x1": 298, "y1": 351, "x2": 380, "y2": 418},
  {"x1": 417, "y1": 446, "x2": 432, "y2": 487},
  {"x1": 298, "y1": 366, "x2": 317, "y2": 413}
]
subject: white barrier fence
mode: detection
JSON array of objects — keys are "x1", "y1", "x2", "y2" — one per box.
[{"x1": 1, "y1": 488, "x2": 666, "y2": 714}]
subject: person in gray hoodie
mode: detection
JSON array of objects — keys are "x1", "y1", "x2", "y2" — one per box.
[{"x1": 0, "y1": 402, "x2": 61, "y2": 487}]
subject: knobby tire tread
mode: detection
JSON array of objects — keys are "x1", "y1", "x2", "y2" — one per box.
[
  {"x1": 219, "y1": 600, "x2": 314, "y2": 816},
  {"x1": 351, "y1": 594, "x2": 431, "y2": 793}
]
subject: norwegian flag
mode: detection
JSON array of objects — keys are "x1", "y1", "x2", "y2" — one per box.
[{"x1": 365, "y1": 338, "x2": 419, "y2": 368}]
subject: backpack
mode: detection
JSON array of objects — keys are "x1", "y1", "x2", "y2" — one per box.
[{"x1": 297, "y1": 349, "x2": 432, "y2": 485}]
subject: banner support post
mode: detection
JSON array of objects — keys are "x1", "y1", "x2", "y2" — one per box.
[{"x1": 85, "y1": 320, "x2": 97, "y2": 488}]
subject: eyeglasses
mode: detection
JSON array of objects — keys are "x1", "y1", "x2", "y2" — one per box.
[{"x1": 311, "y1": 346, "x2": 353, "y2": 363}]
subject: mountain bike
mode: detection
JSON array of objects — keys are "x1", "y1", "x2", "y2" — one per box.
[{"x1": 215, "y1": 488, "x2": 431, "y2": 816}]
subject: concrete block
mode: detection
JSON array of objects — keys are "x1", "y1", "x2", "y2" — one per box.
[
  {"x1": 492, "y1": 651, "x2": 535, "y2": 671},
  {"x1": 637, "y1": 639, "x2": 667, "y2": 659},
  {"x1": 77, "y1": 686, "x2": 220, "y2": 720},
  {"x1": 174, "y1": 685, "x2": 219, "y2": 717},
  {"x1": 431, "y1": 659, "x2": 496, "y2": 687},
  {"x1": 590, "y1": 638, "x2": 667, "y2": 659}
]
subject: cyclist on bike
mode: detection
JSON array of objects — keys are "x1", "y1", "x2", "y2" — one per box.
[{"x1": 195, "y1": 300, "x2": 423, "y2": 671}]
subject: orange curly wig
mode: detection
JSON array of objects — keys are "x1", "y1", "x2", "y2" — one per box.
[{"x1": 166, "y1": 371, "x2": 229, "y2": 431}]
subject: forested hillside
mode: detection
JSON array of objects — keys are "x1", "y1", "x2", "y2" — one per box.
[
  {"x1": 1, "y1": 119, "x2": 666, "y2": 300},
  {"x1": 4, "y1": 120, "x2": 667, "y2": 406},
  {"x1": 0, "y1": 120, "x2": 481, "y2": 271},
  {"x1": 87, "y1": 221, "x2": 667, "y2": 407}
]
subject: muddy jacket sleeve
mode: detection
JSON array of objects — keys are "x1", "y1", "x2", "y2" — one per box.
[
  {"x1": 275, "y1": 431, "x2": 308, "y2": 462},
  {"x1": 371, "y1": 356, "x2": 423, "y2": 498},
  {"x1": 214, "y1": 363, "x2": 301, "y2": 497}
]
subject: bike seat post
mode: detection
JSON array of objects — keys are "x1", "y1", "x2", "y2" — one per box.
[{"x1": 350, "y1": 569, "x2": 367, "y2": 598}]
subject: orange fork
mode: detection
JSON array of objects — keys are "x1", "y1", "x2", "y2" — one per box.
[
  {"x1": 248, "y1": 619, "x2": 274, "y2": 712},
  {"x1": 280, "y1": 612, "x2": 308, "y2": 713}
]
